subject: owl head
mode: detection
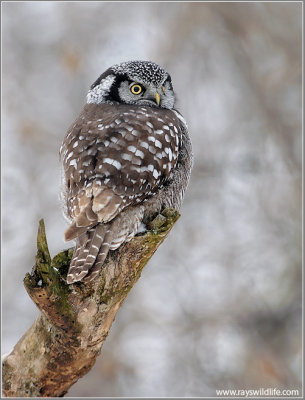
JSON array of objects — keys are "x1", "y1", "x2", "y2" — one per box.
[{"x1": 87, "y1": 61, "x2": 175, "y2": 109}]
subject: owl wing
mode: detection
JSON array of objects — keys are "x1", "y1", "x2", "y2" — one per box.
[{"x1": 61, "y1": 103, "x2": 181, "y2": 241}]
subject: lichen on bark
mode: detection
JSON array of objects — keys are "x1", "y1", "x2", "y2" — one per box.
[{"x1": 2, "y1": 208, "x2": 180, "y2": 397}]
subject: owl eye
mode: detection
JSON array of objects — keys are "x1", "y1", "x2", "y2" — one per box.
[{"x1": 130, "y1": 83, "x2": 143, "y2": 95}]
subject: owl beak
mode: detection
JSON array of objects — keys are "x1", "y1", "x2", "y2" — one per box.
[{"x1": 155, "y1": 92, "x2": 160, "y2": 106}]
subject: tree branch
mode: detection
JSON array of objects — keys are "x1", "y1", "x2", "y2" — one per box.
[{"x1": 2, "y1": 209, "x2": 180, "y2": 397}]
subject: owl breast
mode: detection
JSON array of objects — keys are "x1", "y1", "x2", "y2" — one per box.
[{"x1": 60, "y1": 103, "x2": 182, "y2": 230}]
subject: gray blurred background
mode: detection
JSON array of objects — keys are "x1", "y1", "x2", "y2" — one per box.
[{"x1": 2, "y1": 1, "x2": 302, "y2": 397}]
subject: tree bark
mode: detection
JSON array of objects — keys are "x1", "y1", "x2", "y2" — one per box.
[{"x1": 2, "y1": 209, "x2": 180, "y2": 397}]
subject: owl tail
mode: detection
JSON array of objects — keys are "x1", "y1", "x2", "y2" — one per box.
[
  {"x1": 66, "y1": 206, "x2": 145, "y2": 284},
  {"x1": 66, "y1": 224, "x2": 113, "y2": 284},
  {"x1": 64, "y1": 202, "x2": 98, "y2": 242}
]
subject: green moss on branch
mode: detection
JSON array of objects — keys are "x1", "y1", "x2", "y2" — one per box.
[{"x1": 3, "y1": 208, "x2": 180, "y2": 397}]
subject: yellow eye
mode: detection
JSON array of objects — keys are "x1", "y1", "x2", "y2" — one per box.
[{"x1": 130, "y1": 84, "x2": 143, "y2": 95}]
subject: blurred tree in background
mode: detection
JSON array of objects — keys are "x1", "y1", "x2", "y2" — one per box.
[{"x1": 2, "y1": 2, "x2": 302, "y2": 397}]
